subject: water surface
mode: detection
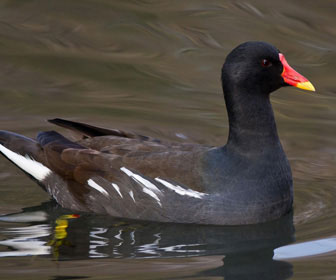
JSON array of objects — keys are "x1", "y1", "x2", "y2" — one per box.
[{"x1": 0, "y1": 0, "x2": 335, "y2": 279}]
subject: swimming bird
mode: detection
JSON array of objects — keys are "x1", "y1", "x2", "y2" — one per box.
[{"x1": 0, "y1": 41, "x2": 315, "y2": 225}]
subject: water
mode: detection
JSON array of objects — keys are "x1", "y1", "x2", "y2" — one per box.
[{"x1": 0, "y1": 0, "x2": 335, "y2": 279}]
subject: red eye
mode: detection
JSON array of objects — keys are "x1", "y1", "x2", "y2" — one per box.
[{"x1": 261, "y1": 59, "x2": 272, "y2": 67}]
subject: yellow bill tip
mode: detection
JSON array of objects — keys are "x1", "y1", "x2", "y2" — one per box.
[{"x1": 296, "y1": 81, "x2": 315, "y2": 92}]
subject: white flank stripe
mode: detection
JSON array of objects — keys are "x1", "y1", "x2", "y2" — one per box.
[
  {"x1": 129, "y1": 190, "x2": 136, "y2": 202},
  {"x1": 120, "y1": 167, "x2": 161, "y2": 193},
  {"x1": 87, "y1": 179, "x2": 109, "y2": 197},
  {"x1": 112, "y1": 183, "x2": 123, "y2": 198},
  {"x1": 0, "y1": 144, "x2": 51, "y2": 181},
  {"x1": 142, "y1": 188, "x2": 162, "y2": 206},
  {"x1": 120, "y1": 167, "x2": 162, "y2": 206},
  {"x1": 155, "y1": 178, "x2": 207, "y2": 199}
]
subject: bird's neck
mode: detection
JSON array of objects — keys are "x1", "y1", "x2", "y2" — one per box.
[{"x1": 224, "y1": 88, "x2": 281, "y2": 153}]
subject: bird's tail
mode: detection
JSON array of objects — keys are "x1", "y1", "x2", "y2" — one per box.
[{"x1": 0, "y1": 130, "x2": 51, "y2": 182}]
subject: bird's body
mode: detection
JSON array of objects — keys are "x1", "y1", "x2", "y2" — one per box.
[{"x1": 0, "y1": 41, "x2": 315, "y2": 225}]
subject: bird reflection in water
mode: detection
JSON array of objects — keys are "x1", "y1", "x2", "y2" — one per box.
[
  {"x1": 0, "y1": 201, "x2": 294, "y2": 279},
  {"x1": 47, "y1": 214, "x2": 79, "y2": 260}
]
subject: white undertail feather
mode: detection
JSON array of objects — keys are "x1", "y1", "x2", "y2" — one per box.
[
  {"x1": 87, "y1": 179, "x2": 109, "y2": 197},
  {"x1": 0, "y1": 144, "x2": 51, "y2": 181}
]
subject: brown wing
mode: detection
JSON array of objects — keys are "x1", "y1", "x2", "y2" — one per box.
[{"x1": 45, "y1": 119, "x2": 208, "y2": 192}]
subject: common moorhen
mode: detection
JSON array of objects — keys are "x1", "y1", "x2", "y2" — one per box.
[{"x1": 0, "y1": 41, "x2": 315, "y2": 225}]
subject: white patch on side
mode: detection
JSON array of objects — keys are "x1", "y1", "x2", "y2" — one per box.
[
  {"x1": 0, "y1": 144, "x2": 51, "y2": 181},
  {"x1": 111, "y1": 183, "x2": 123, "y2": 198},
  {"x1": 175, "y1": 133, "x2": 187, "y2": 139},
  {"x1": 142, "y1": 188, "x2": 162, "y2": 206},
  {"x1": 155, "y1": 178, "x2": 208, "y2": 199},
  {"x1": 87, "y1": 179, "x2": 109, "y2": 197},
  {"x1": 120, "y1": 167, "x2": 162, "y2": 207},
  {"x1": 120, "y1": 167, "x2": 161, "y2": 193},
  {"x1": 129, "y1": 190, "x2": 135, "y2": 202}
]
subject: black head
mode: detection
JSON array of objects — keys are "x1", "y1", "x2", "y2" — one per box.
[
  {"x1": 221, "y1": 42, "x2": 315, "y2": 149},
  {"x1": 221, "y1": 41, "x2": 285, "y2": 95}
]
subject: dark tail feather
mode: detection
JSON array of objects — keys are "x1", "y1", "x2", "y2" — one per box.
[
  {"x1": 0, "y1": 130, "x2": 42, "y2": 159},
  {"x1": 48, "y1": 118, "x2": 131, "y2": 138},
  {"x1": 37, "y1": 130, "x2": 84, "y2": 150}
]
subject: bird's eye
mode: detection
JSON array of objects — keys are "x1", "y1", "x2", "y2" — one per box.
[{"x1": 261, "y1": 59, "x2": 272, "y2": 67}]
